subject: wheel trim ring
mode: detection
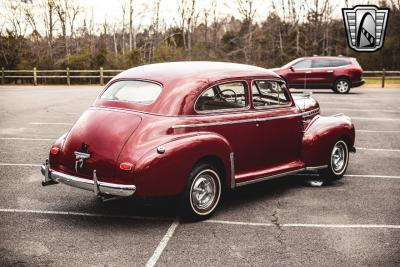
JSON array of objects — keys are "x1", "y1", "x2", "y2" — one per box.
[
  {"x1": 337, "y1": 81, "x2": 349, "y2": 93},
  {"x1": 331, "y1": 141, "x2": 349, "y2": 175},
  {"x1": 189, "y1": 169, "x2": 221, "y2": 216}
]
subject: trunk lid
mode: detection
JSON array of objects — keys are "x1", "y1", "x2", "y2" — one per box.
[{"x1": 58, "y1": 108, "x2": 141, "y2": 181}]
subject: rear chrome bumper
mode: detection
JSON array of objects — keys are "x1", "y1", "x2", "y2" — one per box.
[{"x1": 40, "y1": 160, "x2": 136, "y2": 197}]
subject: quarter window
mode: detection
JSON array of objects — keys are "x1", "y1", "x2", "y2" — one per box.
[
  {"x1": 195, "y1": 81, "x2": 247, "y2": 112},
  {"x1": 252, "y1": 81, "x2": 290, "y2": 108}
]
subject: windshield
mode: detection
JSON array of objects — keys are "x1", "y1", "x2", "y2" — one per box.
[{"x1": 101, "y1": 80, "x2": 162, "y2": 104}]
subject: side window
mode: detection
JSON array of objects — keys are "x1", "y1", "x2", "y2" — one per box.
[
  {"x1": 195, "y1": 81, "x2": 247, "y2": 112},
  {"x1": 292, "y1": 59, "x2": 312, "y2": 69},
  {"x1": 329, "y1": 59, "x2": 351, "y2": 67},
  {"x1": 312, "y1": 59, "x2": 331, "y2": 68},
  {"x1": 252, "y1": 80, "x2": 290, "y2": 108}
]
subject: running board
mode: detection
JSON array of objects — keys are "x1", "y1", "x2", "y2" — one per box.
[{"x1": 236, "y1": 168, "x2": 306, "y2": 187}]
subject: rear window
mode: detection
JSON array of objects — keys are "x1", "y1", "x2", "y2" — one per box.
[
  {"x1": 101, "y1": 80, "x2": 162, "y2": 104},
  {"x1": 329, "y1": 59, "x2": 352, "y2": 67}
]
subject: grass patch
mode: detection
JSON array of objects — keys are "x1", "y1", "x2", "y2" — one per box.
[{"x1": 364, "y1": 78, "x2": 400, "y2": 84}]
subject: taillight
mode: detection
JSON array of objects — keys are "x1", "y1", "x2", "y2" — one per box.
[
  {"x1": 119, "y1": 162, "x2": 133, "y2": 171},
  {"x1": 50, "y1": 147, "x2": 60, "y2": 155}
]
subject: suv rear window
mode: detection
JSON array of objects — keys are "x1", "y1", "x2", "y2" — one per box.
[
  {"x1": 329, "y1": 59, "x2": 352, "y2": 67},
  {"x1": 101, "y1": 80, "x2": 162, "y2": 104}
]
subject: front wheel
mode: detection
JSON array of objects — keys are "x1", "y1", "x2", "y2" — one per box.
[
  {"x1": 181, "y1": 163, "x2": 222, "y2": 220},
  {"x1": 319, "y1": 140, "x2": 349, "y2": 182},
  {"x1": 333, "y1": 78, "x2": 351, "y2": 94}
]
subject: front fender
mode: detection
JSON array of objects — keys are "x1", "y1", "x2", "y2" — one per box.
[
  {"x1": 302, "y1": 115, "x2": 355, "y2": 167},
  {"x1": 132, "y1": 132, "x2": 232, "y2": 197}
]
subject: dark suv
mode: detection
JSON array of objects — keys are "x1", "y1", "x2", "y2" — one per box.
[{"x1": 271, "y1": 56, "x2": 364, "y2": 94}]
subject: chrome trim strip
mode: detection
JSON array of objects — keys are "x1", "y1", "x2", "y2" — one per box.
[
  {"x1": 305, "y1": 165, "x2": 328, "y2": 171},
  {"x1": 172, "y1": 108, "x2": 320, "y2": 129},
  {"x1": 236, "y1": 168, "x2": 306, "y2": 187},
  {"x1": 41, "y1": 165, "x2": 136, "y2": 197},
  {"x1": 229, "y1": 152, "x2": 236, "y2": 189}
]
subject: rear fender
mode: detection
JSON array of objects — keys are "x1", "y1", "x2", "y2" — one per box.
[
  {"x1": 132, "y1": 132, "x2": 232, "y2": 197},
  {"x1": 302, "y1": 115, "x2": 355, "y2": 167}
]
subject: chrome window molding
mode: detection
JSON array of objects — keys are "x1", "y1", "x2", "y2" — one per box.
[
  {"x1": 172, "y1": 108, "x2": 320, "y2": 129},
  {"x1": 194, "y1": 80, "x2": 251, "y2": 115}
]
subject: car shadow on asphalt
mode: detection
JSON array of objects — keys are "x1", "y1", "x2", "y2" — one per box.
[{"x1": 46, "y1": 174, "x2": 344, "y2": 222}]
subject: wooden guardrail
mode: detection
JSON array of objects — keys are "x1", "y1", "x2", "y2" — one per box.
[
  {"x1": 0, "y1": 67, "x2": 123, "y2": 86},
  {"x1": 0, "y1": 68, "x2": 399, "y2": 88}
]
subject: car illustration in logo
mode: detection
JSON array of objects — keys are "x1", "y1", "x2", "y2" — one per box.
[{"x1": 342, "y1": 5, "x2": 389, "y2": 52}]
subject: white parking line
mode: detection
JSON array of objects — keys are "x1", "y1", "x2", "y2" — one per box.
[
  {"x1": 356, "y1": 147, "x2": 400, "y2": 152},
  {"x1": 205, "y1": 220, "x2": 400, "y2": 229},
  {"x1": 0, "y1": 163, "x2": 41, "y2": 167},
  {"x1": 0, "y1": 208, "x2": 170, "y2": 221},
  {"x1": 0, "y1": 137, "x2": 54, "y2": 141},
  {"x1": 296, "y1": 174, "x2": 400, "y2": 179},
  {"x1": 351, "y1": 117, "x2": 400, "y2": 121},
  {"x1": 358, "y1": 130, "x2": 400, "y2": 133},
  {"x1": 145, "y1": 219, "x2": 180, "y2": 267},
  {"x1": 322, "y1": 108, "x2": 400, "y2": 113},
  {"x1": 29, "y1": 122, "x2": 72, "y2": 126},
  {"x1": 1, "y1": 208, "x2": 398, "y2": 230}
]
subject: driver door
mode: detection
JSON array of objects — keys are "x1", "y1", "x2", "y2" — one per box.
[{"x1": 250, "y1": 80, "x2": 303, "y2": 171}]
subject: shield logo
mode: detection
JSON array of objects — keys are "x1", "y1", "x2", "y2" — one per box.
[{"x1": 342, "y1": 5, "x2": 389, "y2": 52}]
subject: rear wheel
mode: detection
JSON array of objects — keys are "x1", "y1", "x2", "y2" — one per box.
[
  {"x1": 319, "y1": 140, "x2": 349, "y2": 182},
  {"x1": 181, "y1": 163, "x2": 222, "y2": 220},
  {"x1": 333, "y1": 78, "x2": 351, "y2": 94}
]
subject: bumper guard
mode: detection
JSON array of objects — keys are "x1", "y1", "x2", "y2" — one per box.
[{"x1": 41, "y1": 159, "x2": 136, "y2": 197}]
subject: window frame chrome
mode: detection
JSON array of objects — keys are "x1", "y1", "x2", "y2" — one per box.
[
  {"x1": 250, "y1": 79, "x2": 293, "y2": 110},
  {"x1": 98, "y1": 78, "x2": 164, "y2": 106},
  {"x1": 194, "y1": 80, "x2": 251, "y2": 115}
]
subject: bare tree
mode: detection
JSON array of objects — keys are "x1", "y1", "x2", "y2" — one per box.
[{"x1": 237, "y1": 0, "x2": 256, "y2": 63}]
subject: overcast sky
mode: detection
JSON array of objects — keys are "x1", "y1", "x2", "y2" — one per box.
[{"x1": 0, "y1": 0, "x2": 383, "y2": 35}]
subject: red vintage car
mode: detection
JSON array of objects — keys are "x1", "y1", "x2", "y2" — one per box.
[{"x1": 41, "y1": 62, "x2": 356, "y2": 220}]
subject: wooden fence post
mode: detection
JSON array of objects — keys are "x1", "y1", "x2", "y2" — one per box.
[
  {"x1": 33, "y1": 67, "x2": 37, "y2": 86},
  {"x1": 100, "y1": 67, "x2": 104, "y2": 86},
  {"x1": 66, "y1": 67, "x2": 70, "y2": 86},
  {"x1": 1, "y1": 67, "x2": 4, "y2": 85},
  {"x1": 381, "y1": 68, "x2": 385, "y2": 88}
]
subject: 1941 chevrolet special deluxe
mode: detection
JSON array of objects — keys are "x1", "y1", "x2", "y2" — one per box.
[{"x1": 41, "y1": 61, "x2": 356, "y2": 220}]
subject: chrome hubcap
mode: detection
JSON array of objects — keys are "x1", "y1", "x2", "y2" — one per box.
[
  {"x1": 337, "y1": 80, "x2": 349, "y2": 93},
  {"x1": 191, "y1": 171, "x2": 217, "y2": 211},
  {"x1": 331, "y1": 141, "x2": 347, "y2": 174}
]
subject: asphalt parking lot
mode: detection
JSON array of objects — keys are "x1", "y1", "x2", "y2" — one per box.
[{"x1": 0, "y1": 85, "x2": 399, "y2": 266}]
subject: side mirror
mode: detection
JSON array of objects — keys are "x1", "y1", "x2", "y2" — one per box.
[{"x1": 289, "y1": 66, "x2": 295, "y2": 71}]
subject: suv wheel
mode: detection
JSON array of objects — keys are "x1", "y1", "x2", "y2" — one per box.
[{"x1": 333, "y1": 78, "x2": 351, "y2": 94}]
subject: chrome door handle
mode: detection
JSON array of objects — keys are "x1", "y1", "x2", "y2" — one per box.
[
  {"x1": 305, "y1": 71, "x2": 312, "y2": 74},
  {"x1": 326, "y1": 70, "x2": 334, "y2": 73}
]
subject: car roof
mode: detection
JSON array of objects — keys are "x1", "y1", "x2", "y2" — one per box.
[
  {"x1": 107, "y1": 61, "x2": 281, "y2": 115},
  {"x1": 301, "y1": 56, "x2": 354, "y2": 60},
  {"x1": 114, "y1": 61, "x2": 279, "y2": 87}
]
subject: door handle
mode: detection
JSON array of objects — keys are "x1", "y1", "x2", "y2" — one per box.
[
  {"x1": 305, "y1": 71, "x2": 312, "y2": 74},
  {"x1": 326, "y1": 70, "x2": 334, "y2": 73}
]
